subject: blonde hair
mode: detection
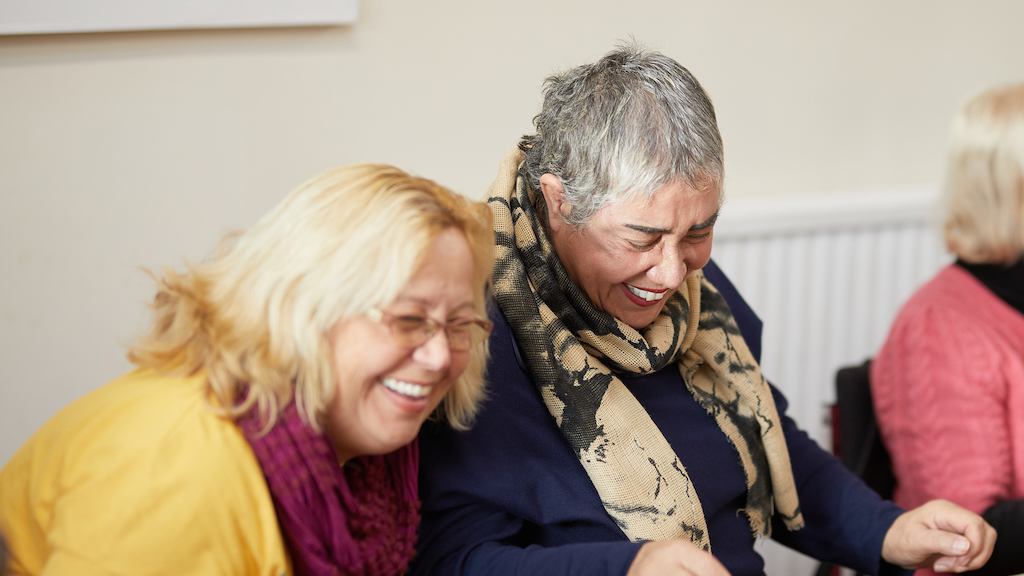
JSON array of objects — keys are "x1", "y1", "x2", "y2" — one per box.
[
  {"x1": 943, "y1": 83, "x2": 1024, "y2": 264},
  {"x1": 129, "y1": 164, "x2": 494, "y2": 431}
]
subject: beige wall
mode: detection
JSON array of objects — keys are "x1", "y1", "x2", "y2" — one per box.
[{"x1": 2, "y1": 0, "x2": 1022, "y2": 463}]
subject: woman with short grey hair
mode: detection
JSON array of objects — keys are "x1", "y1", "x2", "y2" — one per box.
[{"x1": 413, "y1": 44, "x2": 995, "y2": 576}]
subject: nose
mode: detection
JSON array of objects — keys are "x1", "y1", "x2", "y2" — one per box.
[
  {"x1": 412, "y1": 329, "x2": 452, "y2": 372},
  {"x1": 647, "y1": 244, "x2": 687, "y2": 288}
]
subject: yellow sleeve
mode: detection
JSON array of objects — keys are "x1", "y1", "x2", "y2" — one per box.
[{"x1": 0, "y1": 371, "x2": 289, "y2": 576}]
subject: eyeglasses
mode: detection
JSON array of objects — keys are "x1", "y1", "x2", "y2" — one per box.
[{"x1": 367, "y1": 308, "x2": 493, "y2": 352}]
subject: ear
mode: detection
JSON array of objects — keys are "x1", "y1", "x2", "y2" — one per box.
[{"x1": 539, "y1": 173, "x2": 572, "y2": 233}]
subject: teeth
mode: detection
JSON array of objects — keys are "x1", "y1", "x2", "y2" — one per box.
[
  {"x1": 626, "y1": 284, "x2": 666, "y2": 302},
  {"x1": 382, "y1": 378, "x2": 430, "y2": 399}
]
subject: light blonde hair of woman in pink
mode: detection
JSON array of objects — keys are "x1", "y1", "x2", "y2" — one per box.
[{"x1": 944, "y1": 83, "x2": 1024, "y2": 265}]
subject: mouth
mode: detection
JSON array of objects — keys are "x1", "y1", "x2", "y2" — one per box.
[
  {"x1": 381, "y1": 377, "x2": 431, "y2": 399},
  {"x1": 623, "y1": 283, "x2": 668, "y2": 306}
]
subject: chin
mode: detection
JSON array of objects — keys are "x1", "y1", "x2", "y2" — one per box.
[
  {"x1": 381, "y1": 422, "x2": 421, "y2": 448},
  {"x1": 619, "y1": 308, "x2": 663, "y2": 330},
  {"x1": 365, "y1": 435, "x2": 416, "y2": 457},
  {"x1": 626, "y1": 319, "x2": 655, "y2": 331}
]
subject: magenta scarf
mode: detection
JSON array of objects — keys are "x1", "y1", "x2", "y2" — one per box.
[{"x1": 239, "y1": 402, "x2": 420, "y2": 575}]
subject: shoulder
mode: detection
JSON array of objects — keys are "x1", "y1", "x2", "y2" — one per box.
[
  {"x1": 878, "y1": 265, "x2": 1017, "y2": 364},
  {"x1": 882, "y1": 266, "x2": 979, "y2": 341},
  {"x1": 1, "y1": 370, "x2": 287, "y2": 573},
  {"x1": 7, "y1": 368, "x2": 270, "y2": 498},
  {"x1": 873, "y1": 266, "x2": 1009, "y2": 400},
  {"x1": 35, "y1": 370, "x2": 250, "y2": 468},
  {"x1": 896, "y1": 265, "x2": 991, "y2": 319}
]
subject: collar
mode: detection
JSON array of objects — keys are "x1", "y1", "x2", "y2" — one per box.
[{"x1": 956, "y1": 258, "x2": 1024, "y2": 315}]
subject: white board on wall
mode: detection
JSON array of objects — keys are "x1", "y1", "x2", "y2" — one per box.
[{"x1": 0, "y1": 0, "x2": 358, "y2": 35}]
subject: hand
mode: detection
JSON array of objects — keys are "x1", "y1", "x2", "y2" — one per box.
[
  {"x1": 881, "y1": 499, "x2": 996, "y2": 573},
  {"x1": 627, "y1": 539, "x2": 731, "y2": 576}
]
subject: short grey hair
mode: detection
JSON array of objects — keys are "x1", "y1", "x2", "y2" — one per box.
[{"x1": 519, "y1": 43, "x2": 724, "y2": 226}]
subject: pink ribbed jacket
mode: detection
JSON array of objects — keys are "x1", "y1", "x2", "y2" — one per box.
[{"x1": 872, "y1": 264, "x2": 1024, "y2": 518}]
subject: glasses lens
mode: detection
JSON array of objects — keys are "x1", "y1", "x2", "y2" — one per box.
[
  {"x1": 376, "y1": 311, "x2": 489, "y2": 352},
  {"x1": 445, "y1": 320, "x2": 490, "y2": 352},
  {"x1": 445, "y1": 323, "x2": 473, "y2": 352},
  {"x1": 388, "y1": 315, "x2": 434, "y2": 348}
]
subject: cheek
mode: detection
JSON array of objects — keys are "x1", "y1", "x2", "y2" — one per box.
[
  {"x1": 613, "y1": 253, "x2": 656, "y2": 286},
  {"x1": 331, "y1": 326, "x2": 409, "y2": 393},
  {"x1": 439, "y1": 352, "x2": 471, "y2": 389},
  {"x1": 689, "y1": 241, "x2": 714, "y2": 272},
  {"x1": 458, "y1": 349, "x2": 474, "y2": 372},
  {"x1": 592, "y1": 247, "x2": 640, "y2": 284},
  {"x1": 446, "y1": 353, "x2": 471, "y2": 386}
]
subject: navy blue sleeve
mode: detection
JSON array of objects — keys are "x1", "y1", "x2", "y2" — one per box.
[
  {"x1": 414, "y1": 507, "x2": 641, "y2": 576},
  {"x1": 412, "y1": 419, "x2": 642, "y2": 575},
  {"x1": 459, "y1": 542, "x2": 641, "y2": 574},
  {"x1": 768, "y1": 385, "x2": 908, "y2": 576}
]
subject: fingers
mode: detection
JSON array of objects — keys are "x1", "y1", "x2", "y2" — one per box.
[
  {"x1": 627, "y1": 540, "x2": 731, "y2": 576},
  {"x1": 675, "y1": 548, "x2": 730, "y2": 576},
  {"x1": 931, "y1": 520, "x2": 997, "y2": 573},
  {"x1": 928, "y1": 499, "x2": 985, "y2": 535},
  {"x1": 924, "y1": 500, "x2": 997, "y2": 572},
  {"x1": 921, "y1": 528, "x2": 969, "y2": 558},
  {"x1": 882, "y1": 500, "x2": 997, "y2": 571},
  {"x1": 959, "y1": 516, "x2": 997, "y2": 571}
]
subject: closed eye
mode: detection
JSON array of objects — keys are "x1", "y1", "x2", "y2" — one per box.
[
  {"x1": 627, "y1": 237, "x2": 661, "y2": 251},
  {"x1": 392, "y1": 315, "x2": 430, "y2": 331},
  {"x1": 445, "y1": 317, "x2": 491, "y2": 338}
]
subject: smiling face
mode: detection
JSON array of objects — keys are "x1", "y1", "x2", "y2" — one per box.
[
  {"x1": 540, "y1": 174, "x2": 719, "y2": 330},
  {"x1": 323, "y1": 228, "x2": 477, "y2": 463}
]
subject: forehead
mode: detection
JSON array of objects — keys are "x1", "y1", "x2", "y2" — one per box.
[
  {"x1": 392, "y1": 229, "x2": 476, "y2": 307},
  {"x1": 599, "y1": 179, "x2": 720, "y2": 226}
]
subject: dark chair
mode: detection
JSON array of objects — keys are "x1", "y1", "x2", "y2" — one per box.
[
  {"x1": 833, "y1": 360, "x2": 895, "y2": 500},
  {"x1": 814, "y1": 360, "x2": 896, "y2": 576}
]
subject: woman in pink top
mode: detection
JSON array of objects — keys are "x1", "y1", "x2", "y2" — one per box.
[{"x1": 873, "y1": 84, "x2": 1024, "y2": 575}]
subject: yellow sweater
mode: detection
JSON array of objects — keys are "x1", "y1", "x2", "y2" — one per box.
[{"x1": 0, "y1": 370, "x2": 290, "y2": 575}]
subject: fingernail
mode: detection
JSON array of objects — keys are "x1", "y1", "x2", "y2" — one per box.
[
  {"x1": 951, "y1": 538, "x2": 969, "y2": 554},
  {"x1": 934, "y1": 560, "x2": 954, "y2": 572}
]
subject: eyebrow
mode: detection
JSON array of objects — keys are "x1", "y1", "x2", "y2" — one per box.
[
  {"x1": 623, "y1": 211, "x2": 719, "y2": 235},
  {"x1": 392, "y1": 296, "x2": 475, "y2": 312},
  {"x1": 691, "y1": 212, "x2": 719, "y2": 231}
]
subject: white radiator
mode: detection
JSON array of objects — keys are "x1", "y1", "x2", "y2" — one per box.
[{"x1": 711, "y1": 188, "x2": 950, "y2": 575}]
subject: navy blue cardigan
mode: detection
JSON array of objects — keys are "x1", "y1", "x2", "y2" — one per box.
[{"x1": 413, "y1": 261, "x2": 905, "y2": 575}]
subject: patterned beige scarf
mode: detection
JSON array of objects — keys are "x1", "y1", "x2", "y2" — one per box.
[{"x1": 488, "y1": 149, "x2": 803, "y2": 549}]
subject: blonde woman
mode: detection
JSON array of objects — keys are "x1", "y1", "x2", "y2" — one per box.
[
  {"x1": 0, "y1": 165, "x2": 494, "y2": 575},
  {"x1": 873, "y1": 84, "x2": 1024, "y2": 575}
]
